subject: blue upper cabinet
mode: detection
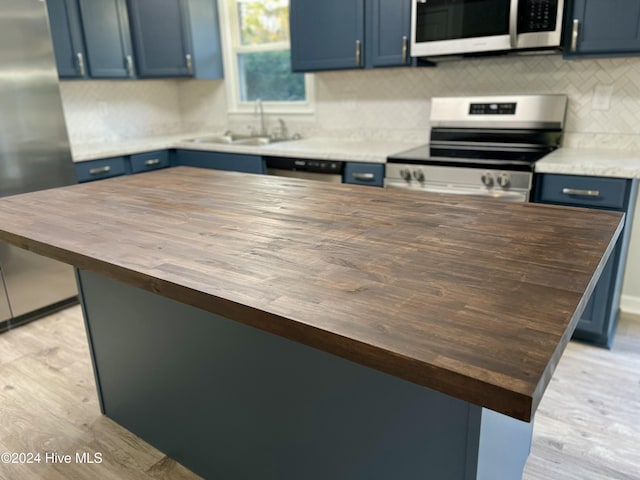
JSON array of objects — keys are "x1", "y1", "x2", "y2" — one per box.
[
  {"x1": 366, "y1": 0, "x2": 412, "y2": 68},
  {"x1": 127, "y1": 0, "x2": 192, "y2": 77},
  {"x1": 564, "y1": 0, "x2": 640, "y2": 57},
  {"x1": 290, "y1": 0, "x2": 365, "y2": 72},
  {"x1": 127, "y1": 0, "x2": 223, "y2": 79},
  {"x1": 78, "y1": 0, "x2": 135, "y2": 78},
  {"x1": 185, "y1": 0, "x2": 224, "y2": 79},
  {"x1": 46, "y1": 0, "x2": 88, "y2": 78},
  {"x1": 290, "y1": 0, "x2": 424, "y2": 72}
]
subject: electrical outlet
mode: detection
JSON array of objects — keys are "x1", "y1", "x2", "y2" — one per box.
[{"x1": 592, "y1": 85, "x2": 613, "y2": 111}]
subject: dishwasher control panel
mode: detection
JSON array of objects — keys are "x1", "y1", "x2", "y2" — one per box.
[{"x1": 266, "y1": 157, "x2": 343, "y2": 173}]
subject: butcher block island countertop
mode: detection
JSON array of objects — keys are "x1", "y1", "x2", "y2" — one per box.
[{"x1": 0, "y1": 167, "x2": 623, "y2": 424}]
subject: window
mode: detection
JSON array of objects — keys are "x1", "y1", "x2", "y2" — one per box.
[{"x1": 220, "y1": 0, "x2": 313, "y2": 113}]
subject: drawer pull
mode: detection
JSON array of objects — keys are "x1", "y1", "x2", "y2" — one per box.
[
  {"x1": 144, "y1": 159, "x2": 161, "y2": 166},
  {"x1": 89, "y1": 166, "x2": 111, "y2": 175},
  {"x1": 352, "y1": 172, "x2": 375, "y2": 181},
  {"x1": 562, "y1": 188, "x2": 600, "y2": 197}
]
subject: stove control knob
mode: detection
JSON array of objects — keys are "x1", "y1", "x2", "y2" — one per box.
[
  {"x1": 400, "y1": 168, "x2": 412, "y2": 182},
  {"x1": 413, "y1": 169, "x2": 425, "y2": 182},
  {"x1": 481, "y1": 172, "x2": 494, "y2": 187},
  {"x1": 497, "y1": 172, "x2": 511, "y2": 189}
]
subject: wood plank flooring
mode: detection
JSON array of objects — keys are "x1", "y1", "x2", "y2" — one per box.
[{"x1": 0, "y1": 306, "x2": 638, "y2": 479}]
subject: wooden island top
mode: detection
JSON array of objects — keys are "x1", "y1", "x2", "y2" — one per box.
[{"x1": 0, "y1": 167, "x2": 624, "y2": 422}]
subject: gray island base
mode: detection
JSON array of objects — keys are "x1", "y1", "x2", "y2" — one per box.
[{"x1": 78, "y1": 269, "x2": 533, "y2": 480}]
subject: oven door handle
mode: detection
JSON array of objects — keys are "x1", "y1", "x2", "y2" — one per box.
[{"x1": 509, "y1": 0, "x2": 519, "y2": 48}]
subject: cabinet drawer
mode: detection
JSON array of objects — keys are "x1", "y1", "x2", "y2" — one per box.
[
  {"x1": 130, "y1": 150, "x2": 170, "y2": 173},
  {"x1": 75, "y1": 157, "x2": 127, "y2": 183},
  {"x1": 535, "y1": 174, "x2": 628, "y2": 210},
  {"x1": 343, "y1": 162, "x2": 384, "y2": 187}
]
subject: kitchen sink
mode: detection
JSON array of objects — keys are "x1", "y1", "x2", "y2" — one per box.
[
  {"x1": 186, "y1": 132, "x2": 300, "y2": 146},
  {"x1": 186, "y1": 135, "x2": 236, "y2": 144},
  {"x1": 185, "y1": 133, "x2": 296, "y2": 146}
]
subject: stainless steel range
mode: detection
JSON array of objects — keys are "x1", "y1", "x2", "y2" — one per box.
[{"x1": 386, "y1": 95, "x2": 567, "y2": 202}]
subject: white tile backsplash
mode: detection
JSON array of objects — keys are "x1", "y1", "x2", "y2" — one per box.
[
  {"x1": 312, "y1": 55, "x2": 640, "y2": 148},
  {"x1": 59, "y1": 80, "x2": 187, "y2": 146},
  {"x1": 59, "y1": 55, "x2": 640, "y2": 149}
]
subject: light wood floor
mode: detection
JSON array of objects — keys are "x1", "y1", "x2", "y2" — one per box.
[{"x1": 0, "y1": 306, "x2": 639, "y2": 479}]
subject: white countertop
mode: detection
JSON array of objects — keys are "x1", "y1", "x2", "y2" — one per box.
[
  {"x1": 73, "y1": 135, "x2": 640, "y2": 180},
  {"x1": 536, "y1": 148, "x2": 640, "y2": 179},
  {"x1": 72, "y1": 134, "x2": 424, "y2": 165}
]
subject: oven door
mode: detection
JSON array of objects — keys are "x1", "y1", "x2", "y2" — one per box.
[
  {"x1": 385, "y1": 180, "x2": 529, "y2": 202},
  {"x1": 411, "y1": 0, "x2": 563, "y2": 57}
]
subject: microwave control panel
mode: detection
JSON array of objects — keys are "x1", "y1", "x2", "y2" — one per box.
[{"x1": 519, "y1": 0, "x2": 558, "y2": 33}]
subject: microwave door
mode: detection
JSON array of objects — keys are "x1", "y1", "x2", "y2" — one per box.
[
  {"x1": 515, "y1": 0, "x2": 565, "y2": 50},
  {"x1": 411, "y1": 0, "x2": 513, "y2": 57}
]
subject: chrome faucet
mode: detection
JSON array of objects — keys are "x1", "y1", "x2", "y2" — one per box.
[
  {"x1": 277, "y1": 118, "x2": 288, "y2": 139},
  {"x1": 255, "y1": 98, "x2": 267, "y2": 137}
]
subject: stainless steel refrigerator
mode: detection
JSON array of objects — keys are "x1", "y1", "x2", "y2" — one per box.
[{"x1": 0, "y1": 0, "x2": 78, "y2": 330}]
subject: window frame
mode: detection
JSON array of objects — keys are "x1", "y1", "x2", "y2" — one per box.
[{"x1": 218, "y1": 0, "x2": 315, "y2": 115}]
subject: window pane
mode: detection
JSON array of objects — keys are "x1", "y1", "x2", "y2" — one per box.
[
  {"x1": 237, "y1": 0, "x2": 289, "y2": 46},
  {"x1": 238, "y1": 50, "x2": 305, "y2": 102}
]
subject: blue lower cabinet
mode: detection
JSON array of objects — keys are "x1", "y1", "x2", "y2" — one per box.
[
  {"x1": 75, "y1": 157, "x2": 128, "y2": 183},
  {"x1": 175, "y1": 150, "x2": 265, "y2": 174},
  {"x1": 130, "y1": 150, "x2": 170, "y2": 173},
  {"x1": 343, "y1": 162, "x2": 384, "y2": 187},
  {"x1": 534, "y1": 173, "x2": 639, "y2": 347}
]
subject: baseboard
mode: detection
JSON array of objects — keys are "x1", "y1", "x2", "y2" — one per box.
[{"x1": 620, "y1": 294, "x2": 640, "y2": 315}]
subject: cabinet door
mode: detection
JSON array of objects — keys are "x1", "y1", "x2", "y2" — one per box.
[
  {"x1": 534, "y1": 174, "x2": 637, "y2": 347},
  {"x1": 367, "y1": 0, "x2": 412, "y2": 67},
  {"x1": 565, "y1": 0, "x2": 640, "y2": 56},
  {"x1": 290, "y1": 0, "x2": 365, "y2": 72},
  {"x1": 176, "y1": 151, "x2": 265, "y2": 174},
  {"x1": 46, "y1": 0, "x2": 88, "y2": 78},
  {"x1": 572, "y1": 243, "x2": 618, "y2": 342},
  {"x1": 78, "y1": 0, "x2": 135, "y2": 78},
  {"x1": 128, "y1": 0, "x2": 193, "y2": 77}
]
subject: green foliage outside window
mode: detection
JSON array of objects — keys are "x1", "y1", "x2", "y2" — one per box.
[
  {"x1": 239, "y1": 50, "x2": 305, "y2": 102},
  {"x1": 237, "y1": 0, "x2": 289, "y2": 45}
]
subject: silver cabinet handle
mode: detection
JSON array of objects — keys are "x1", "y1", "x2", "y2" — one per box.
[
  {"x1": 76, "y1": 52, "x2": 86, "y2": 76},
  {"x1": 353, "y1": 172, "x2": 375, "y2": 181},
  {"x1": 144, "y1": 159, "x2": 160, "y2": 166},
  {"x1": 571, "y1": 19, "x2": 580, "y2": 52},
  {"x1": 126, "y1": 55, "x2": 134, "y2": 78},
  {"x1": 355, "y1": 40, "x2": 361, "y2": 66},
  {"x1": 509, "y1": 0, "x2": 519, "y2": 48},
  {"x1": 89, "y1": 166, "x2": 111, "y2": 175},
  {"x1": 185, "y1": 53, "x2": 193, "y2": 75},
  {"x1": 402, "y1": 35, "x2": 408, "y2": 64},
  {"x1": 562, "y1": 188, "x2": 600, "y2": 197}
]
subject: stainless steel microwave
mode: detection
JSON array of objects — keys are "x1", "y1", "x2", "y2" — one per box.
[{"x1": 411, "y1": 0, "x2": 565, "y2": 58}]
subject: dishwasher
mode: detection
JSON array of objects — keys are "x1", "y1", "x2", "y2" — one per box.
[{"x1": 265, "y1": 157, "x2": 344, "y2": 183}]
